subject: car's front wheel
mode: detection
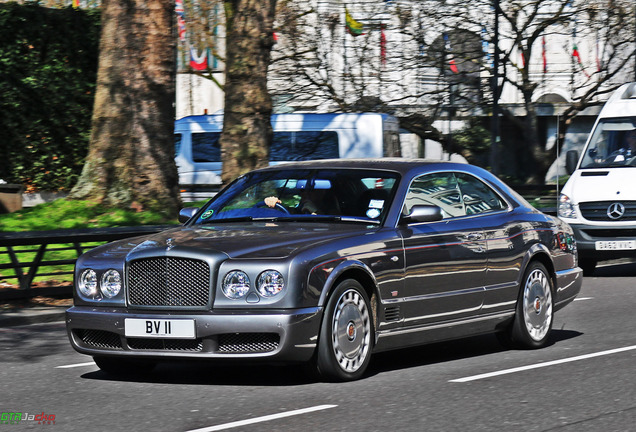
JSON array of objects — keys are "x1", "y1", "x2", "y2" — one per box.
[
  {"x1": 316, "y1": 279, "x2": 374, "y2": 381},
  {"x1": 499, "y1": 262, "x2": 554, "y2": 349}
]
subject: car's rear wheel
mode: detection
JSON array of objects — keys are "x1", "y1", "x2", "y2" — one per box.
[
  {"x1": 316, "y1": 279, "x2": 374, "y2": 381},
  {"x1": 499, "y1": 262, "x2": 554, "y2": 349},
  {"x1": 93, "y1": 356, "x2": 156, "y2": 376}
]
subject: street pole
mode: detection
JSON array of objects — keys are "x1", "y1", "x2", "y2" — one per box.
[{"x1": 490, "y1": 0, "x2": 500, "y2": 175}]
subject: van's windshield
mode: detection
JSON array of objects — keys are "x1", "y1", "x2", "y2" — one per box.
[{"x1": 580, "y1": 118, "x2": 636, "y2": 169}]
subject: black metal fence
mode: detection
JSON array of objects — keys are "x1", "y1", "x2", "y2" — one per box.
[{"x1": 0, "y1": 225, "x2": 171, "y2": 300}]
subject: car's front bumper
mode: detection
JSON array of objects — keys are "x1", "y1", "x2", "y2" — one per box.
[
  {"x1": 66, "y1": 306, "x2": 322, "y2": 363},
  {"x1": 569, "y1": 222, "x2": 636, "y2": 261}
]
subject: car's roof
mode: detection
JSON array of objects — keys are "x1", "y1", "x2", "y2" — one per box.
[{"x1": 258, "y1": 158, "x2": 467, "y2": 175}]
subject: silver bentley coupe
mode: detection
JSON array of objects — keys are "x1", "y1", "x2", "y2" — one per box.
[{"x1": 66, "y1": 159, "x2": 582, "y2": 381}]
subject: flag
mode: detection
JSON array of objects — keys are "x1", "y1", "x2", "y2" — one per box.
[
  {"x1": 542, "y1": 36, "x2": 547, "y2": 73},
  {"x1": 572, "y1": 42, "x2": 590, "y2": 78},
  {"x1": 190, "y1": 46, "x2": 208, "y2": 71},
  {"x1": 443, "y1": 33, "x2": 459, "y2": 74},
  {"x1": 519, "y1": 43, "x2": 526, "y2": 69},
  {"x1": 175, "y1": 0, "x2": 186, "y2": 42},
  {"x1": 345, "y1": 7, "x2": 364, "y2": 36},
  {"x1": 380, "y1": 24, "x2": 387, "y2": 66},
  {"x1": 572, "y1": 24, "x2": 590, "y2": 78}
]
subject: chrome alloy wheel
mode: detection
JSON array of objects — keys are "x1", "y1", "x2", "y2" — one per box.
[
  {"x1": 331, "y1": 289, "x2": 372, "y2": 373},
  {"x1": 522, "y1": 268, "x2": 553, "y2": 342}
]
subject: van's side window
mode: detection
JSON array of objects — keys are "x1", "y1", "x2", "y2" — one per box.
[
  {"x1": 174, "y1": 133, "x2": 182, "y2": 157},
  {"x1": 192, "y1": 132, "x2": 221, "y2": 162},
  {"x1": 270, "y1": 131, "x2": 339, "y2": 161}
]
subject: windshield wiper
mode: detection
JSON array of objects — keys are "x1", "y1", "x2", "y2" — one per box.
[{"x1": 262, "y1": 215, "x2": 381, "y2": 225}]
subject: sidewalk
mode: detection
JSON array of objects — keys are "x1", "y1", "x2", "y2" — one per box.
[
  {"x1": 0, "y1": 295, "x2": 71, "y2": 327},
  {"x1": 0, "y1": 306, "x2": 67, "y2": 327}
]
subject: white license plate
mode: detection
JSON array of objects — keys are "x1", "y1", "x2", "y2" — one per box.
[
  {"x1": 124, "y1": 318, "x2": 196, "y2": 339},
  {"x1": 595, "y1": 240, "x2": 636, "y2": 250}
]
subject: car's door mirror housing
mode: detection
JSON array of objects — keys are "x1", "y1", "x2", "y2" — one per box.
[
  {"x1": 565, "y1": 150, "x2": 579, "y2": 175},
  {"x1": 400, "y1": 205, "x2": 443, "y2": 224},
  {"x1": 179, "y1": 207, "x2": 200, "y2": 223}
]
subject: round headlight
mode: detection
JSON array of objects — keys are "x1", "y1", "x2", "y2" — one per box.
[
  {"x1": 78, "y1": 269, "x2": 97, "y2": 296},
  {"x1": 558, "y1": 194, "x2": 576, "y2": 219},
  {"x1": 257, "y1": 270, "x2": 285, "y2": 297},
  {"x1": 222, "y1": 270, "x2": 250, "y2": 299},
  {"x1": 101, "y1": 269, "x2": 122, "y2": 298}
]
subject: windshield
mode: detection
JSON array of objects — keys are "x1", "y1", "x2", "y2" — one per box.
[
  {"x1": 580, "y1": 117, "x2": 636, "y2": 169},
  {"x1": 192, "y1": 168, "x2": 400, "y2": 225}
]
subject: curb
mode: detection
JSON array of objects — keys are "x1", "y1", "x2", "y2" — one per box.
[{"x1": 0, "y1": 307, "x2": 67, "y2": 327}]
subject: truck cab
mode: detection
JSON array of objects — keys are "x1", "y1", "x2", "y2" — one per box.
[{"x1": 559, "y1": 82, "x2": 636, "y2": 275}]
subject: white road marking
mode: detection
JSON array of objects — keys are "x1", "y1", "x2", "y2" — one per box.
[
  {"x1": 56, "y1": 362, "x2": 96, "y2": 369},
  {"x1": 185, "y1": 405, "x2": 338, "y2": 432},
  {"x1": 574, "y1": 297, "x2": 593, "y2": 301},
  {"x1": 450, "y1": 345, "x2": 636, "y2": 383}
]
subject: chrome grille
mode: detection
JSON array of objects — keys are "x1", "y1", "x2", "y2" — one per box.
[
  {"x1": 579, "y1": 201, "x2": 636, "y2": 221},
  {"x1": 128, "y1": 257, "x2": 211, "y2": 308},
  {"x1": 218, "y1": 333, "x2": 280, "y2": 353}
]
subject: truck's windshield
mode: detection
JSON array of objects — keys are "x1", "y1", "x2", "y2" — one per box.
[{"x1": 580, "y1": 118, "x2": 636, "y2": 169}]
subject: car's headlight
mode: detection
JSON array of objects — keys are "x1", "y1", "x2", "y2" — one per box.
[
  {"x1": 78, "y1": 269, "x2": 98, "y2": 296},
  {"x1": 222, "y1": 270, "x2": 251, "y2": 299},
  {"x1": 257, "y1": 270, "x2": 285, "y2": 297},
  {"x1": 558, "y1": 194, "x2": 577, "y2": 219},
  {"x1": 101, "y1": 269, "x2": 122, "y2": 298}
]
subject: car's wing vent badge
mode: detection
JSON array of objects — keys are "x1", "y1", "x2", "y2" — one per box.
[{"x1": 384, "y1": 306, "x2": 401, "y2": 322}]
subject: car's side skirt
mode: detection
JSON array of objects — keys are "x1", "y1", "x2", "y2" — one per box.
[{"x1": 373, "y1": 311, "x2": 514, "y2": 353}]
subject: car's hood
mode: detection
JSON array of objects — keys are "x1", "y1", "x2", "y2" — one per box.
[
  {"x1": 84, "y1": 222, "x2": 377, "y2": 261},
  {"x1": 566, "y1": 168, "x2": 636, "y2": 203}
]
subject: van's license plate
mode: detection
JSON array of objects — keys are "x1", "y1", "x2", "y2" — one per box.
[
  {"x1": 124, "y1": 318, "x2": 196, "y2": 339},
  {"x1": 595, "y1": 240, "x2": 636, "y2": 250}
]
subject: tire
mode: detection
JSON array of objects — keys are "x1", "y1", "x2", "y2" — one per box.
[
  {"x1": 499, "y1": 262, "x2": 554, "y2": 349},
  {"x1": 93, "y1": 356, "x2": 157, "y2": 376},
  {"x1": 316, "y1": 279, "x2": 374, "y2": 382}
]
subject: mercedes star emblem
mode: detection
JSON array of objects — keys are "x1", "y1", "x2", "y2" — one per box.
[{"x1": 607, "y1": 202, "x2": 625, "y2": 220}]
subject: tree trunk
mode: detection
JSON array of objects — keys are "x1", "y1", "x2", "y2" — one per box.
[
  {"x1": 70, "y1": 0, "x2": 180, "y2": 216},
  {"x1": 220, "y1": 0, "x2": 277, "y2": 185}
]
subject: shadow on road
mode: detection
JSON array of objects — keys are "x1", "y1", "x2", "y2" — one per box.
[{"x1": 78, "y1": 329, "x2": 583, "y2": 385}]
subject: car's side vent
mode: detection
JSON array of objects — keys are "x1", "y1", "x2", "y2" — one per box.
[{"x1": 384, "y1": 306, "x2": 401, "y2": 322}]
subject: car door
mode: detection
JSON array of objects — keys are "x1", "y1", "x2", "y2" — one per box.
[
  {"x1": 399, "y1": 172, "x2": 487, "y2": 327},
  {"x1": 454, "y1": 172, "x2": 518, "y2": 316}
]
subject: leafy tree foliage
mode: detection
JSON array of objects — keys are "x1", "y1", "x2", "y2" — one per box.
[{"x1": 0, "y1": 2, "x2": 100, "y2": 191}]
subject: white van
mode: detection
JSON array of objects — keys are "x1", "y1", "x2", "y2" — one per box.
[
  {"x1": 174, "y1": 112, "x2": 401, "y2": 200},
  {"x1": 559, "y1": 82, "x2": 636, "y2": 275}
]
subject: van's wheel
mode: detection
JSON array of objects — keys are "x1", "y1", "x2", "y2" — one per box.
[
  {"x1": 93, "y1": 356, "x2": 156, "y2": 376},
  {"x1": 498, "y1": 262, "x2": 554, "y2": 349},
  {"x1": 316, "y1": 279, "x2": 374, "y2": 381}
]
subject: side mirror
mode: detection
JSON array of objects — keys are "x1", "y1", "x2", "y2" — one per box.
[
  {"x1": 400, "y1": 205, "x2": 443, "y2": 224},
  {"x1": 179, "y1": 207, "x2": 200, "y2": 223},
  {"x1": 565, "y1": 150, "x2": 579, "y2": 175}
]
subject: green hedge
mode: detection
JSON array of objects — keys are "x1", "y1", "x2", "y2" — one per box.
[{"x1": 0, "y1": 2, "x2": 99, "y2": 191}]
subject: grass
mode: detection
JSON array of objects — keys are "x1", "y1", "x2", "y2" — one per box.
[
  {"x1": 0, "y1": 198, "x2": 207, "y2": 287},
  {"x1": 0, "y1": 198, "x2": 182, "y2": 233}
]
